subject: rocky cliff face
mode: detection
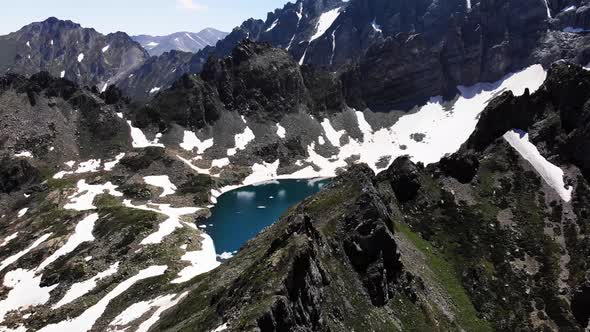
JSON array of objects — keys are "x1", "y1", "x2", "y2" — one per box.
[
  {"x1": 118, "y1": 0, "x2": 590, "y2": 111},
  {"x1": 0, "y1": 17, "x2": 149, "y2": 91},
  {"x1": 340, "y1": 0, "x2": 590, "y2": 111}
]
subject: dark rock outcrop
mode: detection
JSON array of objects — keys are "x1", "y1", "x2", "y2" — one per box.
[
  {"x1": 439, "y1": 151, "x2": 480, "y2": 183},
  {"x1": 572, "y1": 282, "x2": 590, "y2": 328},
  {"x1": 378, "y1": 156, "x2": 422, "y2": 202},
  {"x1": 0, "y1": 157, "x2": 40, "y2": 193}
]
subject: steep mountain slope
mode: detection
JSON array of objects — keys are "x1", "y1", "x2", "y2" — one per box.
[
  {"x1": 125, "y1": 39, "x2": 548, "y2": 180},
  {"x1": 132, "y1": 29, "x2": 228, "y2": 56},
  {"x1": 0, "y1": 72, "x2": 223, "y2": 332},
  {"x1": 146, "y1": 62, "x2": 590, "y2": 331},
  {"x1": 0, "y1": 17, "x2": 149, "y2": 92},
  {"x1": 1, "y1": 31, "x2": 590, "y2": 331}
]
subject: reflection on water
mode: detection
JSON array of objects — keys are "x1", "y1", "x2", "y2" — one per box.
[{"x1": 201, "y1": 179, "x2": 329, "y2": 258}]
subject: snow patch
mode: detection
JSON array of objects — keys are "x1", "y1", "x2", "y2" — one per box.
[
  {"x1": 227, "y1": 122, "x2": 255, "y2": 156},
  {"x1": 299, "y1": 47, "x2": 308, "y2": 65},
  {"x1": 104, "y1": 153, "x2": 125, "y2": 171},
  {"x1": 310, "y1": 7, "x2": 342, "y2": 41},
  {"x1": 0, "y1": 233, "x2": 18, "y2": 247},
  {"x1": 37, "y1": 213, "x2": 98, "y2": 271},
  {"x1": 14, "y1": 151, "x2": 32, "y2": 158},
  {"x1": 211, "y1": 158, "x2": 230, "y2": 169},
  {"x1": 17, "y1": 208, "x2": 28, "y2": 218},
  {"x1": 321, "y1": 118, "x2": 345, "y2": 147},
  {"x1": 77, "y1": 53, "x2": 84, "y2": 62},
  {"x1": 177, "y1": 155, "x2": 211, "y2": 175},
  {"x1": 371, "y1": 18, "x2": 382, "y2": 33},
  {"x1": 143, "y1": 176, "x2": 177, "y2": 197},
  {"x1": 0, "y1": 268, "x2": 58, "y2": 323},
  {"x1": 562, "y1": 5, "x2": 576, "y2": 12},
  {"x1": 211, "y1": 323, "x2": 228, "y2": 332},
  {"x1": 266, "y1": 19, "x2": 279, "y2": 32},
  {"x1": 171, "y1": 233, "x2": 219, "y2": 283},
  {"x1": 75, "y1": 159, "x2": 102, "y2": 174},
  {"x1": 127, "y1": 121, "x2": 164, "y2": 148},
  {"x1": 503, "y1": 130, "x2": 572, "y2": 202},
  {"x1": 102, "y1": 45, "x2": 110, "y2": 53},
  {"x1": 542, "y1": 0, "x2": 552, "y2": 18},
  {"x1": 180, "y1": 130, "x2": 213, "y2": 153},
  {"x1": 64, "y1": 180, "x2": 122, "y2": 211},
  {"x1": 291, "y1": 64, "x2": 547, "y2": 177},
  {"x1": 276, "y1": 123, "x2": 286, "y2": 138},
  {"x1": 243, "y1": 160, "x2": 280, "y2": 186}
]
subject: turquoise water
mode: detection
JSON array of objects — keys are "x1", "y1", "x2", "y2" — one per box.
[{"x1": 200, "y1": 179, "x2": 329, "y2": 256}]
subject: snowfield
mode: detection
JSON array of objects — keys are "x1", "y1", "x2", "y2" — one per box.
[{"x1": 286, "y1": 64, "x2": 547, "y2": 178}]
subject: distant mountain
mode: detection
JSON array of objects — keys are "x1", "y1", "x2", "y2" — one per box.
[
  {"x1": 0, "y1": 17, "x2": 149, "y2": 90},
  {"x1": 118, "y1": 0, "x2": 348, "y2": 99},
  {"x1": 132, "y1": 29, "x2": 228, "y2": 56}
]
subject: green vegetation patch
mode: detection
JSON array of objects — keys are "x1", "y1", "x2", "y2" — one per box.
[{"x1": 395, "y1": 223, "x2": 493, "y2": 332}]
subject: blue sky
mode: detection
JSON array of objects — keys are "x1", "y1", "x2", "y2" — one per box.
[{"x1": 0, "y1": 0, "x2": 290, "y2": 36}]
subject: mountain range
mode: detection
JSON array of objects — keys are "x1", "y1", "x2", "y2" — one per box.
[
  {"x1": 1, "y1": 0, "x2": 590, "y2": 331},
  {"x1": 132, "y1": 29, "x2": 228, "y2": 56}
]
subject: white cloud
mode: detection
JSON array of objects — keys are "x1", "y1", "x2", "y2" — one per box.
[{"x1": 176, "y1": 0, "x2": 207, "y2": 11}]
